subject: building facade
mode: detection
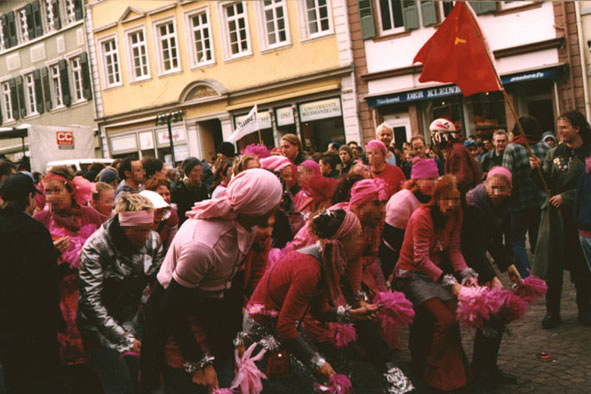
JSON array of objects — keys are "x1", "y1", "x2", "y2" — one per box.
[
  {"x1": 0, "y1": 0, "x2": 97, "y2": 162},
  {"x1": 348, "y1": 0, "x2": 587, "y2": 145},
  {"x1": 89, "y1": 0, "x2": 360, "y2": 163}
]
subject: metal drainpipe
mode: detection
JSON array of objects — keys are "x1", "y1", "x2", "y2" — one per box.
[
  {"x1": 575, "y1": 1, "x2": 591, "y2": 120},
  {"x1": 562, "y1": 1, "x2": 577, "y2": 109}
]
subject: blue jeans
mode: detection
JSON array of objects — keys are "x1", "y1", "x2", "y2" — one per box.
[
  {"x1": 90, "y1": 347, "x2": 140, "y2": 394},
  {"x1": 580, "y1": 235, "x2": 591, "y2": 273},
  {"x1": 510, "y1": 208, "x2": 541, "y2": 278}
]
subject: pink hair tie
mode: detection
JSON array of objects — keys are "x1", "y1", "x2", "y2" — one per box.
[{"x1": 118, "y1": 210, "x2": 154, "y2": 226}]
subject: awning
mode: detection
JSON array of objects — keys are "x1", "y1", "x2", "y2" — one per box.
[
  {"x1": 367, "y1": 65, "x2": 563, "y2": 108},
  {"x1": 0, "y1": 126, "x2": 29, "y2": 139}
]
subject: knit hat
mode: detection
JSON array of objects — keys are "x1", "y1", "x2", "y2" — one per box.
[
  {"x1": 98, "y1": 168, "x2": 119, "y2": 184},
  {"x1": 182, "y1": 157, "x2": 202, "y2": 175},
  {"x1": 542, "y1": 131, "x2": 556, "y2": 144},
  {"x1": 411, "y1": 157, "x2": 439, "y2": 179},
  {"x1": 217, "y1": 142, "x2": 236, "y2": 158},
  {"x1": 365, "y1": 139, "x2": 387, "y2": 156},
  {"x1": 487, "y1": 166, "x2": 513, "y2": 189}
]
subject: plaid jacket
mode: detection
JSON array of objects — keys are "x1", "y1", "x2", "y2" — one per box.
[{"x1": 502, "y1": 140, "x2": 549, "y2": 211}]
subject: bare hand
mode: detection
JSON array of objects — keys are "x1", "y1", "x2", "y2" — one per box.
[
  {"x1": 349, "y1": 304, "x2": 379, "y2": 321},
  {"x1": 53, "y1": 236, "x2": 70, "y2": 254},
  {"x1": 507, "y1": 264, "x2": 522, "y2": 284},
  {"x1": 192, "y1": 365, "x2": 219, "y2": 392},
  {"x1": 318, "y1": 361, "x2": 336, "y2": 380},
  {"x1": 451, "y1": 282, "x2": 462, "y2": 296},
  {"x1": 549, "y1": 194, "x2": 563, "y2": 208},
  {"x1": 490, "y1": 277, "x2": 504, "y2": 290},
  {"x1": 132, "y1": 339, "x2": 141, "y2": 353},
  {"x1": 529, "y1": 155, "x2": 541, "y2": 169}
]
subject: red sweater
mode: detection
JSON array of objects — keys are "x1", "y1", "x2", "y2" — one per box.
[
  {"x1": 372, "y1": 163, "x2": 406, "y2": 197},
  {"x1": 395, "y1": 206, "x2": 467, "y2": 282},
  {"x1": 248, "y1": 251, "x2": 331, "y2": 341}
]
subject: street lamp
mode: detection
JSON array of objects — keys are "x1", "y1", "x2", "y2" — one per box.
[{"x1": 155, "y1": 109, "x2": 184, "y2": 164}]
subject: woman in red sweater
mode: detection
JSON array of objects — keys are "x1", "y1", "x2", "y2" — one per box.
[
  {"x1": 243, "y1": 210, "x2": 375, "y2": 383},
  {"x1": 366, "y1": 139, "x2": 406, "y2": 197},
  {"x1": 392, "y1": 175, "x2": 478, "y2": 392}
]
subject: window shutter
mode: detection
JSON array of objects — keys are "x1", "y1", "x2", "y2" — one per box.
[
  {"x1": 59, "y1": 59, "x2": 71, "y2": 107},
  {"x1": 53, "y1": 1, "x2": 61, "y2": 30},
  {"x1": 80, "y1": 52, "x2": 93, "y2": 100},
  {"x1": 9, "y1": 79, "x2": 19, "y2": 121},
  {"x1": 16, "y1": 76, "x2": 26, "y2": 119},
  {"x1": 421, "y1": 0, "x2": 438, "y2": 27},
  {"x1": 402, "y1": 0, "x2": 420, "y2": 31},
  {"x1": 7, "y1": 11, "x2": 18, "y2": 48},
  {"x1": 74, "y1": 0, "x2": 83, "y2": 21},
  {"x1": 0, "y1": 98, "x2": 3, "y2": 124},
  {"x1": 358, "y1": 0, "x2": 376, "y2": 40},
  {"x1": 470, "y1": 1, "x2": 496, "y2": 15},
  {"x1": 33, "y1": 69, "x2": 44, "y2": 114},
  {"x1": 25, "y1": 3, "x2": 35, "y2": 40},
  {"x1": 33, "y1": 1, "x2": 43, "y2": 38},
  {"x1": 1, "y1": 14, "x2": 8, "y2": 48},
  {"x1": 41, "y1": 67, "x2": 52, "y2": 111}
]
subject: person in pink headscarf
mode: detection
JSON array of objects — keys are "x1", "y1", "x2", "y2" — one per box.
[
  {"x1": 140, "y1": 169, "x2": 282, "y2": 393},
  {"x1": 293, "y1": 160, "x2": 321, "y2": 211},
  {"x1": 380, "y1": 157, "x2": 439, "y2": 278},
  {"x1": 33, "y1": 165, "x2": 101, "y2": 387},
  {"x1": 366, "y1": 140, "x2": 406, "y2": 197}
]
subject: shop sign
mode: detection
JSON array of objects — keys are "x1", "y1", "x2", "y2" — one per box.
[
  {"x1": 276, "y1": 107, "x2": 294, "y2": 126},
  {"x1": 368, "y1": 85, "x2": 461, "y2": 107},
  {"x1": 299, "y1": 98, "x2": 342, "y2": 122},
  {"x1": 157, "y1": 127, "x2": 187, "y2": 146},
  {"x1": 56, "y1": 131, "x2": 74, "y2": 150},
  {"x1": 235, "y1": 110, "x2": 272, "y2": 129},
  {"x1": 501, "y1": 68, "x2": 557, "y2": 84},
  {"x1": 139, "y1": 132, "x2": 154, "y2": 150},
  {"x1": 111, "y1": 134, "x2": 137, "y2": 154}
]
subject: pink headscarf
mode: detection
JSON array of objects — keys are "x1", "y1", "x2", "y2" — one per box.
[
  {"x1": 366, "y1": 140, "x2": 387, "y2": 156},
  {"x1": 349, "y1": 178, "x2": 388, "y2": 209},
  {"x1": 487, "y1": 166, "x2": 513, "y2": 189},
  {"x1": 43, "y1": 173, "x2": 96, "y2": 206},
  {"x1": 301, "y1": 174, "x2": 337, "y2": 203},
  {"x1": 260, "y1": 156, "x2": 291, "y2": 173},
  {"x1": 187, "y1": 168, "x2": 282, "y2": 220},
  {"x1": 299, "y1": 160, "x2": 321, "y2": 176},
  {"x1": 317, "y1": 209, "x2": 360, "y2": 303},
  {"x1": 411, "y1": 157, "x2": 439, "y2": 179}
]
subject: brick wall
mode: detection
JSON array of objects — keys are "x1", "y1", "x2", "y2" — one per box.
[
  {"x1": 347, "y1": 0, "x2": 375, "y2": 143},
  {"x1": 554, "y1": 1, "x2": 586, "y2": 114}
]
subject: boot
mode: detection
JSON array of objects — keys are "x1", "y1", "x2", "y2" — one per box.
[
  {"x1": 542, "y1": 281, "x2": 562, "y2": 329},
  {"x1": 472, "y1": 323, "x2": 509, "y2": 389},
  {"x1": 575, "y1": 281, "x2": 591, "y2": 326}
]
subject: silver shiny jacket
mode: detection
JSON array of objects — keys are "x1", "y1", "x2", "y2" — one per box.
[{"x1": 77, "y1": 217, "x2": 165, "y2": 351}]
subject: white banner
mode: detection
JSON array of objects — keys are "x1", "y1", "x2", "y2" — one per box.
[
  {"x1": 29, "y1": 124, "x2": 95, "y2": 172},
  {"x1": 227, "y1": 105, "x2": 259, "y2": 143}
]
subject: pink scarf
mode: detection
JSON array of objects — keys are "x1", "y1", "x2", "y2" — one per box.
[{"x1": 348, "y1": 178, "x2": 388, "y2": 209}]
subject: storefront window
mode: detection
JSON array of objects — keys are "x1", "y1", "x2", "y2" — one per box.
[
  {"x1": 156, "y1": 127, "x2": 188, "y2": 164},
  {"x1": 298, "y1": 97, "x2": 345, "y2": 153},
  {"x1": 420, "y1": 96, "x2": 464, "y2": 137},
  {"x1": 465, "y1": 91, "x2": 507, "y2": 138},
  {"x1": 110, "y1": 134, "x2": 139, "y2": 160}
]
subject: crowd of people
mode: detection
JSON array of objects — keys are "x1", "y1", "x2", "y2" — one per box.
[{"x1": 1, "y1": 110, "x2": 591, "y2": 394}]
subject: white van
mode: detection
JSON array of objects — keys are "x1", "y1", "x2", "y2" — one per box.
[{"x1": 45, "y1": 158, "x2": 114, "y2": 173}]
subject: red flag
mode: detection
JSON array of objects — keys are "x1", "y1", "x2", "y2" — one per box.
[{"x1": 413, "y1": 2, "x2": 501, "y2": 96}]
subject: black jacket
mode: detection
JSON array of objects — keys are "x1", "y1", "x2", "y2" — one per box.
[
  {"x1": 461, "y1": 184, "x2": 512, "y2": 283},
  {"x1": 171, "y1": 180, "x2": 209, "y2": 224},
  {"x1": 480, "y1": 150, "x2": 503, "y2": 174},
  {"x1": 0, "y1": 208, "x2": 62, "y2": 340}
]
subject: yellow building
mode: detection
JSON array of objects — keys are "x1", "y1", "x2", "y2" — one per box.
[{"x1": 88, "y1": 0, "x2": 359, "y2": 163}]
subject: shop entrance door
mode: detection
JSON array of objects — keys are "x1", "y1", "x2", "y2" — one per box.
[
  {"x1": 198, "y1": 119, "x2": 223, "y2": 162},
  {"x1": 384, "y1": 113, "x2": 411, "y2": 148},
  {"x1": 527, "y1": 99, "x2": 554, "y2": 134}
]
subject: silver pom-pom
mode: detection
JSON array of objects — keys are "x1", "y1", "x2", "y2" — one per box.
[
  {"x1": 384, "y1": 366, "x2": 415, "y2": 394},
  {"x1": 336, "y1": 305, "x2": 352, "y2": 323},
  {"x1": 259, "y1": 334, "x2": 280, "y2": 352},
  {"x1": 441, "y1": 274, "x2": 458, "y2": 287}
]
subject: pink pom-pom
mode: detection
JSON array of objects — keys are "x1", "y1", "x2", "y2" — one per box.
[
  {"x1": 232, "y1": 343, "x2": 267, "y2": 394},
  {"x1": 373, "y1": 290, "x2": 415, "y2": 349},
  {"x1": 515, "y1": 276, "x2": 548, "y2": 304},
  {"x1": 457, "y1": 287, "x2": 505, "y2": 329},
  {"x1": 499, "y1": 291, "x2": 529, "y2": 322},
  {"x1": 240, "y1": 144, "x2": 271, "y2": 159},
  {"x1": 333, "y1": 323, "x2": 357, "y2": 348},
  {"x1": 313, "y1": 374, "x2": 353, "y2": 394}
]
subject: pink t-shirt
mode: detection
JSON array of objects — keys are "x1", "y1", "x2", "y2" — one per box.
[
  {"x1": 385, "y1": 189, "x2": 421, "y2": 229},
  {"x1": 157, "y1": 218, "x2": 254, "y2": 294}
]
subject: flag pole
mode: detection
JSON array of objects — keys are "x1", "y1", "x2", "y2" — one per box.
[
  {"x1": 465, "y1": 7, "x2": 551, "y2": 197},
  {"x1": 257, "y1": 128, "x2": 262, "y2": 145}
]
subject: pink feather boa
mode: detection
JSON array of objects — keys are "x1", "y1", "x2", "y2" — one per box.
[
  {"x1": 240, "y1": 144, "x2": 271, "y2": 159},
  {"x1": 373, "y1": 290, "x2": 415, "y2": 349},
  {"x1": 514, "y1": 276, "x2": 548, "y2": 305},
  {"x1": 313, "y1": 374, "x2": 353, "y2": 394},
  {"x1": 231, "y1": 343, "x2": 267, "y2": 394},
  {"x1": 333, "y1": 323, "x2": 357, "y2": 348},
  {"x1": 50, "y1": 223, "x2": 98, "y2": 269}
]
